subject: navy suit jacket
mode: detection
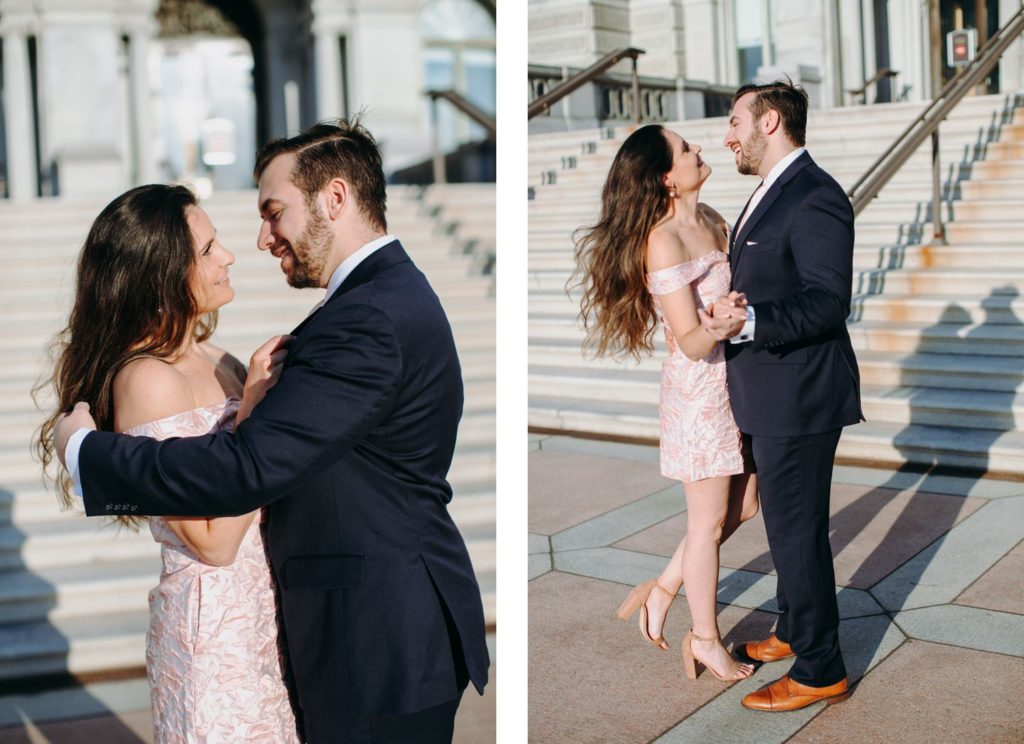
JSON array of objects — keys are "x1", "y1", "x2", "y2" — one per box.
[
  {"x1": 80, "y1": 241, "x2": 489, "y2": 716},
  {"x1": 725, "y1": 152, "x2": 863, "y2": 437}
]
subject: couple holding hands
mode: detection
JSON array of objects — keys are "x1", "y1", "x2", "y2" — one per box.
[{"x1": 576, "y1": 80, "x2": 863, "y2": 710}]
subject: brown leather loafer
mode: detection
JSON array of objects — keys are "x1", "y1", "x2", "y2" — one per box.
[
  {"x1": 741, "y1": 675, "x2": 849, "y2": 711},
  {"x1": 741, "y1": 634, "x2": 795, "y2": 662}
]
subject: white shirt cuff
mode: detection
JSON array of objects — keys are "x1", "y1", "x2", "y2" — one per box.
[
  {"x1": 66, "y1": 428, "x2": 91, "y2": 503},
  {"x1": 730, "y1": 306, "x2": 756, "y2": 345}
]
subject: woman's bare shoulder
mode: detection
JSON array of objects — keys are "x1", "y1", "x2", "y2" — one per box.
[
  {"x1": 112, "y1": 358, "x2": 194, "y2": 431},
  {"x1": 646, "y1": 225, "x2": 690, "y2": 272}
]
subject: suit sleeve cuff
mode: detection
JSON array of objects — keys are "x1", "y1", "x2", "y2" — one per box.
[
  {"x1": 729, "y1": 305, "x2": 756, "y2": 345},
  {"x1": 66, "y1": 428, "x2": 91, "y2": 503}
]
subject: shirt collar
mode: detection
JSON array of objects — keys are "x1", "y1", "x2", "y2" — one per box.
[
  {"x1": 761, "y1": 147, "x2": 807, "y2": 191},
  {"x1": 323, "y1": 234, "x2": 396, "y2": 302}
]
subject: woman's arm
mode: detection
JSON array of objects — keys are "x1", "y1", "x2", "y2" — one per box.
[
  {"x1": 113, "y1": 359, "x2": 256, "y2": 567},
  {"x1": 646, "y1": 231, "x2": 724, "y2": 362}
]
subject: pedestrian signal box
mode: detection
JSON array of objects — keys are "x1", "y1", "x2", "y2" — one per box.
[{"x1": 946, "y1": 28, "x2": 977, "y2": 67}]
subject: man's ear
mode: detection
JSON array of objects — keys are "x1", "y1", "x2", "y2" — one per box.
[
  {"x1": 323, "y1": 178, "x2": 349, "y2": 220},
  {"x1": 762, "y1": 109, "x2": 782, "y2": 136}
]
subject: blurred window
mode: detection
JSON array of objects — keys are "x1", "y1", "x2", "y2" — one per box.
[{"x1": 420, "y1": 0, "x2": 495, "y2": 151}]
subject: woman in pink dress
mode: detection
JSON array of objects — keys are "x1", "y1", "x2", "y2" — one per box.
[
  {"x1": 37, "y1": 185, "x2": 299, "y2": 742},
  {"x1": 574, "y1": 125, "x2": 761, "y2": 682}
]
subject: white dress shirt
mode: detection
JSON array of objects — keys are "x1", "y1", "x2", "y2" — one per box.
[
  {"x1": 729, "y1": 147, "x2": 807, "y2": 344},
  {"x1": 66, "y1": 234, "x2": 397, "y2": 500}
]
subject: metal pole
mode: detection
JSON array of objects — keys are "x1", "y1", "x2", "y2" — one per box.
[
  {"x1": 931, "y1": 129, "x2": 946, "y2": 244},
  {"x1": 430, "y1": 96, "x2": 446, "y2": 185},
  {"x1": 632, "y1": 56, "x2": 641, "y2": 124}
]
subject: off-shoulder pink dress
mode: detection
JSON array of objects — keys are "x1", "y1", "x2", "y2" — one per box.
[
  {"x1": 126, "y1": 398, "x2": 299, "y2": 744},
  {"x1": 647, "y1": 250, "x2": 745, "y2": 483}
]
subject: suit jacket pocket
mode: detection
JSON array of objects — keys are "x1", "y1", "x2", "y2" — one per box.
[
  {"x1": 743, "y1": 239, "x2": 778, "y2": 255},
  {"x1": 283, "y1": 554, "x2": 364, "y2": 590}
]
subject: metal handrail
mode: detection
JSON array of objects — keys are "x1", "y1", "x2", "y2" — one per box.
[
  {"x1": 527, "y1": 47, "x2": 645, "y2": 121},
  {"x1": 846, "y1": 67, "x2": 898, "y2": 104},
  {"x1": 423, "y1": 89, "x2": 495, "y2": 184},
  {"x1": 848, "y1": 6, "x2": 1024, "y2": 245},
  {"x1": 425, "y1": 89, "x2": 496, "y2": 138}
]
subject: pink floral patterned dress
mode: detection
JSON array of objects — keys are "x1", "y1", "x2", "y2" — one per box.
[
  {"x1": 125, "y1": 398, "x2": 299, "y2": 744},
  {"x1": 646, "y1": 250, "x2": 745, "y2": 483}
]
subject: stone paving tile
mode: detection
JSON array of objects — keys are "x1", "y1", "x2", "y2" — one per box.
[
  {"x1": 655, "y1": 615, "x2": 904, "y2": 744},
  {"x1": 614, "y1": 508, "x2": 776, "y2": 575},
  {"x1": 537, "y1": 435, "x2": 662, "y2": 463},
  {"x1": 873, "y1": 495, "x2": 1024, "y2": 611},
  {"x1": 791, "y1": 641, "x2": 1024, "y2": 743},
  {"x1": 551, "y1": 484, "x2": 682, "y2": 551},
  {"x1": 553, "y1": 547, "x2": 884, "y2": 620},
  {"x1": 529, "y1": 553, "x2": 552, "y2": 580},
  {"x1": 614, "y1": 483, "x2": 983, "y2": 590},
  {"x1": 529, "y1": 450, "x2": 674, "y2": 534},
  {"x1": 0, "y1": 709, "x2": 154, "y2": 743},
  {"x1": 530, "y1": 437, "x2": 1024, "y2": 742},
  {"x1": 955, "y1": 540, "x2": 1024, "y2": 615},
  {"x1": 831, "y1": 464, "x2": 1024, "y2": 499},
  {"x1": 826, "y1": 484, "x2": 984, "y2": 590},
  {"x1": 894, "y1": 604, "x2": 1024, "y2": 657},
  {"x1": 528, "y1": 570, "x2": 777, "y2": 744},
  {"x1": 528, "y1": 533, "x2": 550, "y2": 555}
]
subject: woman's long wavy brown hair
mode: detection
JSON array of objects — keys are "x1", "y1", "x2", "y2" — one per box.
[
  {"x1": 571, "y1": 124, "x2": 674, "y2": 360},
  {"x1": 34, "y1": 184, "x2": 217, "y2": 527}
]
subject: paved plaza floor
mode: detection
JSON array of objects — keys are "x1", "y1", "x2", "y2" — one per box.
[
  {"x1": 529, "y1": 434, "x2": 1024, "y2": 743},
  {"x1": 0, "y1": 636, "x2": 495, "y2": 743}
]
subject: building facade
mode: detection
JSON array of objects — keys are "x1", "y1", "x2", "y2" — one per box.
[
  {"x1": 0, "y1": 0, "x2": 496, "y2": 200},
  {"x1": 528, "y1": 0, "x2": 1024, "y2": 132}
]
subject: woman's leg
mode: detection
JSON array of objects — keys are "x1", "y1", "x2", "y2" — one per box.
[
  {"x1": 645, "y1": 473, "x2": 758, "y2": 640},
  {"x1": 681, "y1": 475, "x2": 753, "y2": 678}
]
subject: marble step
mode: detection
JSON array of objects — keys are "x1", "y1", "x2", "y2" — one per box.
[
  {"x1": 527, "y1": 290, "x2": 1024, "y2": 326},
  {"x1": 528, "y1": 342, "x2": 1024, "y2": 394},
  {"x1": 528, "y1": 395, "x2": 1024, "y2": 476},
  {"x1": 0, "y1": 557, "x2": 160, "y2": 625},
  {"x1": 528, "y1": 316, "x2": 1024, "y2": 357},
  {"x1": 527, "y1": 245, "x2": 1024, "y2": 272},
  {"x1": 0, "y1": 541, "x2": 498, "y2": 681},
  {"x1": 529, "y1": 365, "x2": 1024, "y2": 430},
  {"x1": 527, "y1": 267, "x2": 1024, "y2": 296}
]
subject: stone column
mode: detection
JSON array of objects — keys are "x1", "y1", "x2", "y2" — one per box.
[
  {"x1": 349, "y1": 0, "x2": 427, "y2": 171},
  {"x1": 34, "y1": 0, "x2": 128, "y2": 197},
  {"x1": 999, "y1": 0, "x2": 1023, "y2": 94},
  {"x1": 1, "y1": 12, "x2": 37, "y2": 200},
  {"x1": 681, "y1": 0, "x2": 721, "y2": 83},
  {"x1": 312, "y1": 0, "x2": 352, "y2": 121},
  {"x1": 528, "y1": 0, "x2": 630, "y2": 70},
  {"x1": 630, "y1": 0, "x2": 686, "y2": 78},
  {"x1": 126, "y1": 19, "x2": 158, "y2": 184}
]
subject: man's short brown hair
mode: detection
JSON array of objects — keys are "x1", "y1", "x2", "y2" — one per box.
[
  {"x1": 254, "y1": 117, "x2": 388, "y2": 231},
  {"x1": 733, "y1": 80, "x2": 809, "y2": 147}
]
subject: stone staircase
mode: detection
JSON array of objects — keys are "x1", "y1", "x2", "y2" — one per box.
[
  {"x1": 529, "y1": 94, "x2": 1024, "y2": 478},
  {"x1": 0, "y1": 184, "x2": 495, "y2": 681}
]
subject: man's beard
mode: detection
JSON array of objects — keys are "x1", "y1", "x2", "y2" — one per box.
[
  {"x1": 286, "y1": 206, "x2": 333, "y2": 289},
  {"x1": 737, "y1": 126, "x2": 768, "y2": 176}
]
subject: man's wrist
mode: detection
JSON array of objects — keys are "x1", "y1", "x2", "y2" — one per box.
[{"x1": 729, "y1": 305, "x2": 756, "y2": 345}]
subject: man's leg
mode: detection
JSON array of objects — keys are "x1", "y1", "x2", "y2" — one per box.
[
  {"x1": 751, "y1": 429, "x2": 845, "y2": 686},
  {"x1": 303, "y1": 692, "x2": 464, "y2": 744}
]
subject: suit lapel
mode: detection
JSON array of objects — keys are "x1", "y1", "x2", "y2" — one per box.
[
  {"x1": 731, "y1": 152, "x2": 814, "y2": 277},
  {"x1": 289, "y1": 240, "x2": 409, "y2": 335}
]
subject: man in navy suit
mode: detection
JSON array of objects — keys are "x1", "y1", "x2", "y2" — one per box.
[
  {"x1": 55, "y1": 120, "x2": 489, "y2": 742},
  {"x1": 699, "y1": 81, "x2": 863, "y2": 711}
]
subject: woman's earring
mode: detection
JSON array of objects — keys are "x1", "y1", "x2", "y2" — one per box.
[{"x1": 668, "y1": 186, "x2": 678, "y2": 199}]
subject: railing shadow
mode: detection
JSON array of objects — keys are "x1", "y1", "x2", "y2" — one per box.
[{"x1": 0, "y1": 487, "x2": 145, "y2": 740}]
